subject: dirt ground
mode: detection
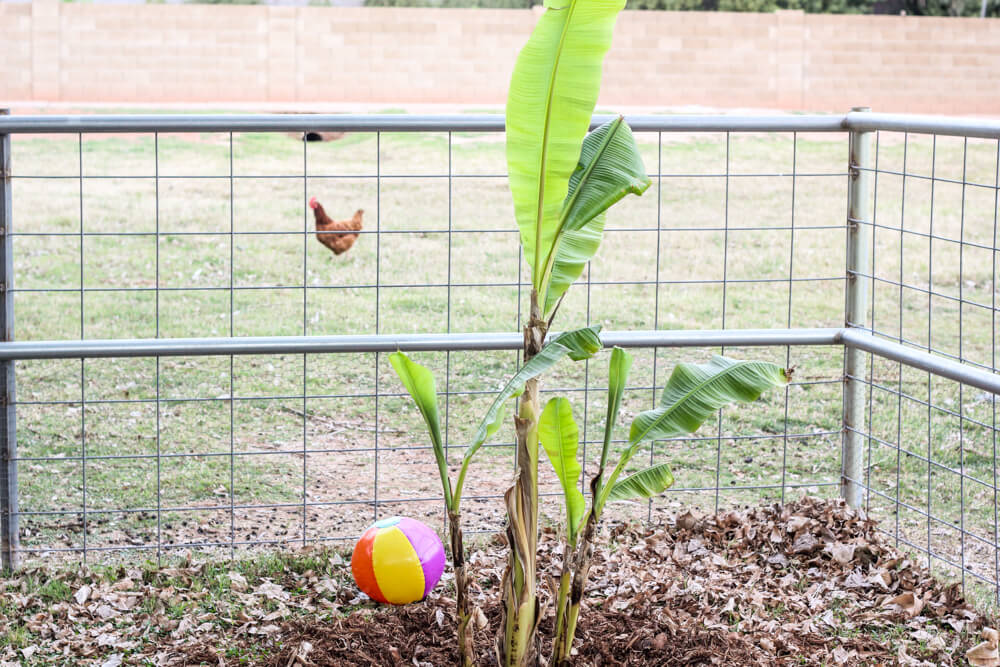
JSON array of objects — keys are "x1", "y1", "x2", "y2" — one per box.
[
  {"x1": 5, "y1": 497, "x2": 994, "y2": 666},
  {"x1": 189, "y1": 497, "x2": 993, "y2": 666}
]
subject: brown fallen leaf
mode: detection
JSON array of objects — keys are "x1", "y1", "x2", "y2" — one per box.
[
  {"x1": 786, "y1": 515, "x2": 810, "y2": 532},
  {"x1": 255, "y1": 581, "x2": 290, "y2": 602},
  {"x1": 831, "y1": 646, "x2": 852, "y2": 664},
  {"x1": 828, "y1": 542, "x2": 856, "y2": 565},
  {"x1": 100, "y1": 655, "x2": 123, "y2": 667},
  {"x1": 790, "y1": 532, "x2": 819, "y2": 554},
  {"x1": 229, "y1": 572, "x2": 248, "y2": 593},
  {"x1": 676, "y1": 509, "x2": 702, "y2": 531},
  {"x1": 74, "y1": 584, "x2": 92, "y2": 605},
  {"x1": 884, "y1": 591, "x2": 925, "y2": 618},
  {"x1": 968, "y1": 628, "x2": 1000, "y2": 667}
]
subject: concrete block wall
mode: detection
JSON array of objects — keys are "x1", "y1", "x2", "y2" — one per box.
[
  {"x1": 2, "y1": 3, "x2": 34, "y2": 101},
  {"x1": 2, "y1": 0, "x2": 999, "y2": 114}
]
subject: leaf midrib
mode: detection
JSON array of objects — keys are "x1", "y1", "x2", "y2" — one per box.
[{"x1": 533, "y1": 0, "x2": 580, "y2": 284}]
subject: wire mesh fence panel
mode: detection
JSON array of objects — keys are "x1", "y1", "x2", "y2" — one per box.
[
  {"x1": 2, "y1": 111, "x2": 999, "y2": 609},
  {"x1": 851, "y1": 128, "x2": 1000, "y2": 606}
]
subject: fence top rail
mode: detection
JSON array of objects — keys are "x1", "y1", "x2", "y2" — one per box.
[
  {"x1": 0, "y1": 328, "x2": 842, "y2": 360},
  {"x1": 2, "y1": 112, "x2": 998, "y2": 137},
  {"x1": 844, "y1": 111, "x2": 1000, "y2": 140},
  {"x1": 0, "y1": 113, "x2": 849, "y2": 134},
  {"x1": 1, "y1": 327, "x2": 998, "y2": 392}
]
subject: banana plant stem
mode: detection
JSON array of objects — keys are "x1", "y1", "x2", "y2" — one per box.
[
  {"x1": 553, "y1": 564, "x2": 572, "y2": 653},
  {"x1": 497, "y1": 290, "x2": 547, "y2": 667},
  {"x1": 552, "y1": 508, "x2": 599, "y2": 665},
  {"x1": 449, "y1": 510, "x2": 475, "y2": 667}
]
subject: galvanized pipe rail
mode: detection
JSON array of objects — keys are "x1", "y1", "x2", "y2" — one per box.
[
  {"x1": 0, "y1": 110, "x2": 15, "y2": 570},
  {"x1": 0, "y1": 111, "x2": 998, "y2": 139},
  {"x1": 0, "y1": 328, "x2": 840, "y2": 359},
  {"x1": 0, "y1": 327, "x2": 996, "y2": 394},
  {"x1": 0, "y1": 114, "x2": 847, "y2": 134},
  {"x1": 842, "y1": 107, "x2": 874, "y2": 509}
]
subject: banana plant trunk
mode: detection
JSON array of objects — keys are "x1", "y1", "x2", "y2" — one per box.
[
  {"x1": 449, "y1": 510, "x2": 475, "y2": 667},
  {"x1": 552, "y1": 511, "x2": 598, "y2": 665},
  {"x1": 498, "y1": 291, "x2": 547, "y2": 667}
]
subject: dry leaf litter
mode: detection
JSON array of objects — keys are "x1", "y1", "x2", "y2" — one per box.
[{"x1": 1, "y1": 497, "x2": 992, "y2": 666}]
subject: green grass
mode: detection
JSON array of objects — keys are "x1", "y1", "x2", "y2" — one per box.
[{"x1": 8, "y1": 126, "x2": 1000, "y2": 605}]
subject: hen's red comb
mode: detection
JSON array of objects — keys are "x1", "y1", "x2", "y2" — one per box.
[{"x1": 308, "y1": 197, "x2": 319, "y2": 210}]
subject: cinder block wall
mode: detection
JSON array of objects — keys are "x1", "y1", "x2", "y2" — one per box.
[{"x1": 3, "y1": 0, "x2": 1000, "y2": 114}]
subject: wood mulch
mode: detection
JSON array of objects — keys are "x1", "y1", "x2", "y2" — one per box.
[
  {"x1": 192, "y1": 497, "x2": 993, "y2": 666},
  {"x1": 3, "y1": 497, "x2": 996, "y2": 666}
]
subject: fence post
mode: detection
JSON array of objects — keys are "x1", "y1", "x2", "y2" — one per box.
[
  {"x1": 0, "y1": 109, "x2": 17, "y2": 570},
  {"x1": 843, "y1": 106, "x2": 873, "y2": 510}
]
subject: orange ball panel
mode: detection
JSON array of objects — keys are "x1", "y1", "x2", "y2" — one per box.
[{"x1": 351, "y1": 526, "x2": 387, "y2": 604}]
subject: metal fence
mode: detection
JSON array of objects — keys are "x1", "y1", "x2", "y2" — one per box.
[{"x1": 1, "y1": 109, "x2": 999, "y2": 604}]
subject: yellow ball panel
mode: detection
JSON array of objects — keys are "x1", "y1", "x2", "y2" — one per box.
[{"x1": 372, "y1": 527, "x2": 426, "y2": 604}]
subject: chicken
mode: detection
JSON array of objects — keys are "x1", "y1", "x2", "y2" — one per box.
[{"x1": 309, "y1": 197, "x2": 363, "y2": 256}]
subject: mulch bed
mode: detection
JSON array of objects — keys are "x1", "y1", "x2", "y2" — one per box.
[
  {"x1": 3, "y1": 497, "x2": 996, "y2": 666},
  {"x1": 192, "y1": 497, "x2": 991, "y2": 666}
]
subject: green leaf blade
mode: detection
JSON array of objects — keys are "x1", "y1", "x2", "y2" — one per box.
[
  {"x1": 606, "y1": 463, "x2": 674, "y2": 503},
  {"x1": 562, "y1": 118, "x2": 651, "y2": 234},
  {"x1": 388, "y1": 352, "x2": 452, "y2": 507},
  {"x1": 629, "y1": 356, "x2": 789, "y2": 445},
  {"x1": 538, "y1": 397, "x2": 586, "y2": 542},
  {"x1": 506, "y1": 0, "x2": 627, "y2": 287},
  {"x1": 542, "y1": 118, "x2": 650, "y2": 314},
  {"x1": 549, "y1": 324, "x2": 603, "y2": 361},
  {"x1": 464, "y1": 325, "x2": 602, "y2": 463},
  {"x1": 598, "y1": 347, "x2": 632, "y2": 475},
  {"x1": 543, "y1": 215, "x2": 606, "y2": 315}
]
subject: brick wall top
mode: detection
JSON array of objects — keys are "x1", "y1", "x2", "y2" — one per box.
[{"x1": 2, "y1": 1, "x2": 998, "y2": 114}]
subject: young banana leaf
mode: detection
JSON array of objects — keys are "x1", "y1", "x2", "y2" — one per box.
[
  {"x1": 604, "y1": 463, "x2": 675, "y2": 503},
  {"x1": 591, "y1": 346, "x2": 632, "y2": 504},
  {"x1": 538, "y1": 118, "x2": 651, "y2": 314},
  {"x1": 597, "y1": 355, "x2": 789, "y2": 511},
  {"x1": 389, "y1": 325, "x2": 604, "y2": 508},
  {"x1": 454, "y1": 324, "x2": 602, "y2": 502},
  {"x1": 538, "y1": 397, "x2": 586, "y2": 544},
  {"x1": 629, "y1": 356, "x2": 790, "y2": 444},
  {"x1": 506, "y1": 0, "x2": 649, "y2": 317},
  {"x1": 388, "y1": 352, "x2": 452, "y2": 509}
]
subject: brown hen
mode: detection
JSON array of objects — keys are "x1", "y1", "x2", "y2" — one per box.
[{"x1": 309, "y1": 197, "x2": 363, "y2": 255}]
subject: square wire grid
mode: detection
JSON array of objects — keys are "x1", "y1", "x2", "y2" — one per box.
[
  {"x1": 849, "y1": 131, "x2": 1000, "y2": 604},
  {"x1": 6, "y1": 123, "x2": 858, "y2": 572}
]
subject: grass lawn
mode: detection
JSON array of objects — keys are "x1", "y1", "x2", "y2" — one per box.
[{"x1": 8, "y1": 122, "x2": 1000, "y2": 605}]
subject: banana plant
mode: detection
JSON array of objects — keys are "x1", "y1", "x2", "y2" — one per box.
[
  {"x1": 541, "y1": 351, "x2": 790, "y2": 665},
  {"x1": 389, "y1": 325, "x2": 602, "y2": 666},
  {"x1": 501, "y1": 0, "x2": 649, "y2": 662}
]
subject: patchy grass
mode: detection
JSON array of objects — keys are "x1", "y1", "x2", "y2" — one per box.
[
  {"x1": 0, "y1": 544, "x2": 359, "y2": 666},
  {"x1": 7, "y1": 125, "x2": 1000, "y2": 608},
  {"x1": 0, "y1": 498, "x2": 990, "y2": 665}
]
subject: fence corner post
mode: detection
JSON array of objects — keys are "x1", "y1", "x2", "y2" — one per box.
[
  {"x1": 0, "y1": 108, "x2": 18, "y2": 570},
  {"x1": 843, "y1": 106, "x2": 873, "y2": 511}
]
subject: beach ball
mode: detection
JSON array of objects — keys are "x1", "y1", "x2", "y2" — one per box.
[{"x1": 351, "y1": 516, "x2": 446, "y2": 605}]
